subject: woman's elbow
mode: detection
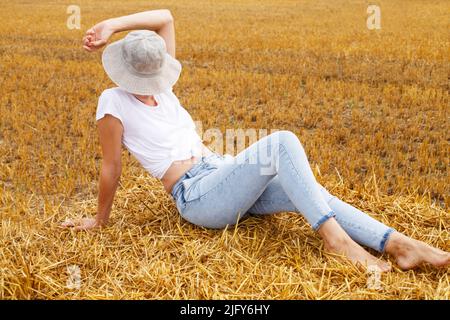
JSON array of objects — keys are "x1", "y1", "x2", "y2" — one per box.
[
  {"x1": 101, "y1": 162, "x2": 122, "y2": 180},
  {"x1": 161, "y1": 9, "x2": 173, "y2": 23}
]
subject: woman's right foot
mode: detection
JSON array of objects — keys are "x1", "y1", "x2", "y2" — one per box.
[
  {"x1": 385, "y1": 232, "x2": 450, "y2": 270},
  {"x1": 318, "y1": 218, "x2": 391, "y2": 272}
]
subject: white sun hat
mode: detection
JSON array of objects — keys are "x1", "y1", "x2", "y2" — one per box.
[{"x1": 101, "y1": 30, "x2": 182, "y2": 95}]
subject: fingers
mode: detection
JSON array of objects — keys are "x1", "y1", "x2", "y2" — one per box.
[
  {"x1": 82, "y1": 36, "x2": 90, "y2": 47},
  {"x1": 61, "y1": 220, "x2": 92, "y2": 231},
  {"x1": 82, "y1": 31, "x2": 97, "y2": 52},
  {"x1": 73, "y1": 225, "x2": 85, "y2": 231},
  {"x1": 61, "y1": 219, "x2": 75, "y2": 228},
  {"x1": 82, "y1": 35, "x2": 105, "y2": 52},
  {"x1": 83, "y1": 45, "x2": 94, "y2": 52},
  {"x1": 74, "y1": 224, "x2": 97, "y2": 232},
  {"x1": 92, "y1": 39, "x2": 106, "y2": 47}
]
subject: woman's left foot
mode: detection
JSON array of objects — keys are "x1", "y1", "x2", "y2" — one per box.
[{"x1": 385, "y1": 232, "x2": 450, "y2": 270}]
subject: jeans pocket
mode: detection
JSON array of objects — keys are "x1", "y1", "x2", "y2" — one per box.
[
  {"x1": 182, "y1": 182, "x2": 202, "y2": 202},
  {"x1": 183, "y1": 165, "x2": 219, "y2": 202},
  {"x1": 181, "y1": 157, "x2": 223, "y2": 203}
]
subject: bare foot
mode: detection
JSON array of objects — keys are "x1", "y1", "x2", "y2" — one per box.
[
  {"x1": 323, "y1": 234, "x2": 391, "y2": 272},
  {"x1": 319, "y1": 218, "x2": 391, "y2": 272},
  {"x1": 385, "y1": 232, "x2": 450, "y2": 270}
]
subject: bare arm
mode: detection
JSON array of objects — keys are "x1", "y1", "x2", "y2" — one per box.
[
  {"x1": 95, "y1": 115, "x2": 123, "y2": 226},
  {"x1": 83, "y1": 9, "x2": 176, "y2": 58},
  {"x1": 62, "y1": 115, "x2": 123, "y2": 230}
]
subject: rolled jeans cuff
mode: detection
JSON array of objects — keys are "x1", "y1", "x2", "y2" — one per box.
[
  {"x1": 312, "y1": 211, "x2": 336, "y2": 231},
  {"x1": 379, "y1": 227, "x2": 396, "y2": 253}
]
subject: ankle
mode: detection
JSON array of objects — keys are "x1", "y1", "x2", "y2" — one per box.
[
  {"x1": 322, "y1": 233, "x2": 354, "y2": 252},
  {"x1": 317, "y1": 218, "x2": 354, "y2": 250},
  {"x1": 385, "y1": 232, "x2": 416, "y2": 257}
]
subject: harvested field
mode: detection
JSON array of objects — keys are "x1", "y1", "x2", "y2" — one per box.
[{"x1": 0, "y1": 0, "x2": 449, "y2": 299}]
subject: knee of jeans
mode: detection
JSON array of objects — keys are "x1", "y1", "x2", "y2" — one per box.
[{"x1": 273, "y1": 130, "x2": 302, "y2": 151}]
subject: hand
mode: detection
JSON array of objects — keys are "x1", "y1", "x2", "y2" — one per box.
[
  {"x1": 82, "y1": 19, "x2": 115, "y2": 52},
  {"x1": 61, "y1": 217, "x2": 102, "y2": 231}
]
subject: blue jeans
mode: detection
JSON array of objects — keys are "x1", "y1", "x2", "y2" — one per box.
[{"x1": 171, "y1": 130, "x2": 395, "y2": 252}]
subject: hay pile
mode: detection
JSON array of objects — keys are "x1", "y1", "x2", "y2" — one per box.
[{"x1": 1, "y1": 170, "x2": 448, "y2": 299}]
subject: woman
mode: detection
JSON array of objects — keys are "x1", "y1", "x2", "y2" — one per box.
[{"x1": 62, "y1": 9, "x2": 449, "y2": 272}]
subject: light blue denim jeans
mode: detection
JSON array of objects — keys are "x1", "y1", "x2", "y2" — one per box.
[{"x1": 171, "y1": 130, "x2": 395, "y2": 252}]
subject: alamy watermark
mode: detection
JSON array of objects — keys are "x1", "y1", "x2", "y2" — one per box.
[
  {"x1": 66, "y1": 5, "x2": 81, "y2": 30},
  {"x1": 169, "y1": 123, "x2": 283, "y2": 176},
  {"x1": 66, "y1": 264, "x2": 81, "y2": 289},
  {"x1": 366, "y1": 265, "x2": 382, "y2": 290},
  {"x1": 366, "y1": 5, "x2": 381, "y2": 30}
]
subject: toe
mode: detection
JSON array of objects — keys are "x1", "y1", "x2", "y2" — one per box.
[{"x1": 378, "y1": 261, "x2": 391, "y2": 272}]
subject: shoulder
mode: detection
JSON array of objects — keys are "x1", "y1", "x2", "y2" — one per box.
[
  {"x1": 99, "y1": 87, "x2": 127, "y2": 100},
  {"x1": 96, "y1": 87, "x2": 126, "y2": 122},
  {"x1": 97, "y1": 87, "x2": 130, "y2": 110}
]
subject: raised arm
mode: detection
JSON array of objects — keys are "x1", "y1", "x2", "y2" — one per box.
[{"x1": 83, "y1": 9, "x2": 176, "y2": 58}]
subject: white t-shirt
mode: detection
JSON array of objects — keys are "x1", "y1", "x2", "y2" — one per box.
[{"x1": 96, "y1": 87, "x2": 204, "y2": 179}]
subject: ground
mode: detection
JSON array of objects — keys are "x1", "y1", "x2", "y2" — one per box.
[{"x1": 0, "y1": 0, "x2": 449, "y2": 299}]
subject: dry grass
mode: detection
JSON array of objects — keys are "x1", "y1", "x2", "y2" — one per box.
[{"x1": 0, "y1": 0, "x2": 449, "y2": 299}]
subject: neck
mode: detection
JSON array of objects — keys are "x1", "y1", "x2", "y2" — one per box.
[{"x1": 133, "y1": 94, "x2": 158, "y2": 107}]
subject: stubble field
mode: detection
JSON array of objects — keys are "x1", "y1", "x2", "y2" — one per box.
[{"x1": 0, "y1": 0, "x2": 449, "y2": 299}]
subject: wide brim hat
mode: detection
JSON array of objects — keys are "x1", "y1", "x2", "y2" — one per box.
[{"x1": 101, "y1": 31, "x2": 182, "y2": 95}]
